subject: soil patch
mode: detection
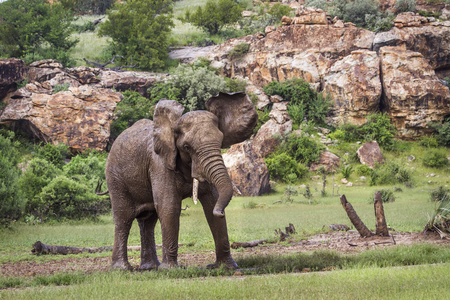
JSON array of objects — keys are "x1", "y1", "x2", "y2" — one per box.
[{"x1": 1, "y1": 231, "x2": 448, "y2": 278}]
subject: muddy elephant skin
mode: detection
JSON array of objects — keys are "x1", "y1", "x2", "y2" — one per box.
[{"x1": 105, "y1": 92, "x2": 257, "y2": 270}]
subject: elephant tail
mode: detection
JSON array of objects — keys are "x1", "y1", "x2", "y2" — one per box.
[{"x1": 95, "y1": 179, "x2": 109, "y2": 196}]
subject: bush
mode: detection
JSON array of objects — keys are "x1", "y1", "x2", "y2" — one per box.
[
  {"x1": 28, "y1": 176, "x2": 109, "y2": 221},
  {"x1": 63, "y1": 151, "x2": 107, "y2": 188},
  {"x1": 369, "y1": 189, "x2": 396, "y2": 203},
  {"x1": 429, "y1": 116, "x2": 450, "y2": 147},
  {"x1": 282, "y1": 186, "x2": 298, "y2": 203},
  {"x1": 369, "y1": 162, "x2": 412, "y2": 186},
  {"x1": 267, "y1": 3, "x2": 293, "y2": 20},
  {"x1": 430, "y1": 186, "x2": 450, "y2": 202},
  {"x1": 277, "y1": 134, "x2": 324, "y2": 166},
  {"x1": 182, "y1": 0, "x2": 243, "y2": 35},
  {"x1": 110, "y1": 91, "x2": 156, "y2": 139},
  {"x1": 340, "y1": 165, "x2": 354, "y2": 179},
  {"x1": 73, "y1": 0, "x2": 115, "y2": 15},
  {"x1": 422, "y1": 150, "x2": 449, "y2": 168},
  {"x1": 341, "y1": 0, "x2": 380, "y2": 27},
  {"x1": 254, "y1": 107, "x2": 271, "y2": 134},
  {"x1": 355, "y1": 164, "x2": 371, "y2": 176},
  {"x1": 99, "y1": 0, "x2": 174, "y2": 70},
  {"x1": 419, "y1": 136, "x2": 439, "y2": 148},
  {"x1": 263, "y1": 78, "x2": 331, "y2": 126},
  {"x1": 228, "y1": 43, "x2": 250, "y2": 60},
  {"x1": 266, "y1": 153, "x2": 307, "y2": 182},
  {"x1": 0, "y1": 131, "x2": 24, "y2": 227},
  {"x1": 224, "y1": 77, "x2": 247, "y2": 93},
  {"x1": 394, "y1": 0, "x2": 416, "y2": 13},
  {"x1": 36, "y1": 143, "x2": 70, "y2": 168}
]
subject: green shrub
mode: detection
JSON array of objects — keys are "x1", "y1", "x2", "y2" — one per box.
[
  {"x1": 419, "y1": 136, "x2": 439, "y2": 148},
  {"x1": 341, "y1": 0, "x2": 380, "y2": 27},
  {"x1": 417, "y1": 10, "x2": 441, "y2": 18},
  {"x1": 361, "y1": 113, "x2": 396, "y2": 150},
  {"x1": 277, "y1": 134, "x2": 324, "y2": 166},
  {"x1": 327, "y1": 129, "x2": 346, "y2": 141},
  {"x1": 340, "y1": 165, "x2": 354, "y2": 179},
  {"x1": 429, "y1": 116, "x2": 450, "y2": 147},
  {"x1": 394, "y1": 0, "x2": 416, "y2": 13},
  {"x1": 369, "y1": 189, "x2": 396, "y2": 203},
  {"x1": 63, "y1": 151, "x2": 107, "y2": 188},
  {"x1": 369, "y1": 162, "x2": 412, "y2": 186},
  {"x1": 422, "y1": 150, "x2": 449, "y2": 168},
  {"x1": 53, "y1": 83, "x2": 70, "y2": 94},
  {"x1": 110, "y1": 91, "x2": 156, "y2": 139},
  {"x1": 228, "y1": 43, "x2": 250, "y2": 60},
  {"x1": 267, "y1": 3, "x2": 293, "y2": 20},
  {"x1": 148, "y1": 82, "x2": 181, "y2": 103},
  {"x1": 355, "y1": 164, "x2": 371, "y2": 176},
  {"x1": 0, "y1": 131, "x2": 24, "y2": 227},
  {"x1": 73, "y1": 0, "x2": 115, "y2": 15},
  {"x1": 264, "y1": 78, "x2": 331, "y2": 126},
  {"x1": 282, "y1": 186, "x2": 298, "y2": 203},
  {"x1": 99, "y1": 0, "x2": 174, "y2": 70},
  {"x1": 254, "y1": 107, "x2": 271, "y2": 134},
  {"x1": 224, "y1": 77, "x2": 247, "y2": 93},
  {"x1": 181, "y1": 0, "x2": 242, "y2": 35},
  {"x1": 266, "y1": 153, "x2": 306, "y2": 182},
  {"x1": 430, "y1": 186, "x2": 450, "y2": 202},
  {"x1": 36, "y1": 143, "x2": 70, "y2": 168},
  {"x1": 28, "y1": 176, "x2": 109, "y2": 221}
]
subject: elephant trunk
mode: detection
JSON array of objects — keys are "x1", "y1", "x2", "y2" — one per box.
[{"x1": 198, "y1": 147, "x2": 233, "y2": 218}]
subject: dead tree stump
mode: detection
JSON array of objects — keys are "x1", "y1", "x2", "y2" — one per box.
[
  {"x1": 340, "y1": 195, "x2": 373, "y2": 237},
  {"x1": 374, "y1": 191, "x2": 389, "y2": 236}
]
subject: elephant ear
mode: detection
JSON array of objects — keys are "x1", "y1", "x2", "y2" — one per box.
[
  {"x1": 206, "y1": 92, "x2": 258, "y2": 148},
  {"x1": 153, "y1": 100, "x2": 184, "y2": 170}
]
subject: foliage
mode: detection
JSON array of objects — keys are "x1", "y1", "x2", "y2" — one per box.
[
  {"x1": 369, "y1": 162, "x2": 412, "y2": 186},
  {"x1": 171, "y1": 64, "x2": 227, "y2": 111},
  {"x1": 429, "y1": 116, "x2": 450, "y2": 147},
  {"x1": 265, "y1": 153, "x2": 307, "y2": 183},
  {"x1": 73, "y1": 0, "x2": 115, "y2": 15},
  {"x1": 369, "y1": 189, "x2": 395, "y2": 203},
  {"x1": 254, "y1": 107, "x2": 271, "y2": 134},
  {"x1": 181, "y1": 0, "x2": 243, "y2": 35},
  {"x1": 276, "y1": 134, "x2": 325, "y2": 166},
  {"x1": 418, "y1": 136, "x2": 439, "y2": 148},
  {"x1": 228, "y1": 43, "x2": 250, "y2": 60},
  {"x1": 394, "y1": 0, "x2": 416, "y2": 13},
  {"x1": 98, "y1": 0, "x2": 174, "y2": 70},
  {"x1": 340, "y1": 165, "x2": 354, "y2": 179},
  {"x1": 267, "y1": 3, "x2": 293, "y2": 20},
  {"x1": 110, "y1": 91, "x2": 156, "y2": 139},
  {"x1": 424, "y1": 194, "x2": 449, "y2": 233},
  {"x1": 430, "y1": 186, "x2": 450, "y2": 202},
  {"x1": 264, "y1": 78, "x2": 331, "y2": 126},
  {"x1": 0, "y1": 0, "x2": 77, "y2": 66},
  {"x1": 53, "y1": 84, "x2": 70, "y2": 94},
  {"x1": 302, "y1": 185, "x2": 313, "y2": 199},
  {"x1": 63, "y1": 151, "x2": 107, "y2": 188},
  {"x1": 282, "y1": 186, "x2": 298, "y2": 203},
  {"x1": 35, "y1": 143, "x2": 70, "y2": 168},
  {"x1": 355, "y1": 164, "x2": 371, "y2": 176},
  {"x1": 224, "y1": 77, "x2": 247, "y2": 93},
  {"x1": 422, "y1": 150, "x2": 449, "y2": 168},
  {"x1": 238, "y1": 13, "x2": 279, "y2": 35},
  {"x1": 0, "y1": 131, "x2": 24, "y2": 227}
]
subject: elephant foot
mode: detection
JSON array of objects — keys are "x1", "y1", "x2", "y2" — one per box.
[
  {"x1": 206, "y1": 257, "x2": 238, "y2": 270},
  {"x1": 139, "y1": 262, "x2": 160, "y2": 271},
  {"x1": 111, "y1": 261, "x2": 133, "y2": 271},
  {"x1": 158, "y1": 262, "x2": 179, "y2": 270}
]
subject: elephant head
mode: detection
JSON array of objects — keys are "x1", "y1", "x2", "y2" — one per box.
[{"x1": 152, "y1": 92, "x2": 257, "y2": 217}]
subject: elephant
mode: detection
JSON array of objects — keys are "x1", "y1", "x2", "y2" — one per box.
[{"x1": 105, "y1": 92, "x2": 258, "y2": 270}]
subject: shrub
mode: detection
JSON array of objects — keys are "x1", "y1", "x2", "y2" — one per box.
[
  {"x1": 355, "y1": 164, "x2": 371, "y2": 176},
  {"x1": 282, "y1": 186, "x2": 298, "y2": 203},
  {"x1": 228, "y1": 43, "x2": 250, "y2": 60},
  {"x1": 327, "y1": 129, "x2": 346, "y2": 141},
  {"x1": 369, "y1": 162, "x2": 412, "y2": 186},
  {"x1": 277, "y1": 134, "x2": 324, "y2": 166},
  {"x1": 0, "y1": 131, "x2": 24, "y2": 227},
  {"x1": 99, "y1": 0, "x2": 174, "y2": 70},
  {"x1": 63, "y1": 151, "x2": 107, "y2": 188},
  {"x1": 181, "y1": 0, "x2": 243, "y2": 35},
  {"x1": 422, "y1": 150, "x2": 449, "y2": 168},
  {"x1": 267, "y1": 3, "x2": 293, "y2": 20},
  {"x1": 419, "y1": 136, "x2": 439, "y2": 148},
  {"x1": 53, "y1": 84, "x2": 70, "y2": 94},
  {"x1": 429, "y1": 116, "x2": 450, "y2": 147},
  {"x1": 394, "y1": 0, "x2": 416, "y2": 13},
  {"x1": 266, "y1": 153, "x2": 306, "y2": 182},
  {"x1": 340, "y1": 165, "x2": 354, "y2": 179},
  {"x1": 35, "y1": 143, "x2": 70, "y2": 168},
  {"x1": 263, "y1": 78, "x2": 331, "y2": 126},
  {"x1": 110, "y1": 91, "x2": 156, "y2": 139},
  {"x1": 369, "y1": 189, "x2": 396, "y2": 203},
  {"x1": 341, "y1": 0, "x2": 380, "y2": 27},
  {"x1": 254, "y1": 107, "x2": 271, "y2": 134},
  {"x1": 360, "y1": 113, "x2": 396, "y2": 150},
  {"x1": 73, "y1": 0, "x2": 115, "y2": 15},
  {"x1": 225, "y1": 77, "x2": 247, "y2": 93},
  {"x1": 424, "y1": 194, "x2": 449, "y2": 234},
  {"x1": 430, "y1": 186, "x2": 450, "y2": 202}
]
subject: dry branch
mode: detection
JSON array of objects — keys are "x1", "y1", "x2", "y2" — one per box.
[
  {"x1": 374, "y1": 191, "x2": 389, "y2": 236},
  {"x1": 340, "y1": 194, "x2": 373, "y2": 238},
  {"x1": 83, "y1": 55, "x2": 137, "y2": 71},
  {"x1": 231, "y1": 223, "x2": 296, "y2": 249}
]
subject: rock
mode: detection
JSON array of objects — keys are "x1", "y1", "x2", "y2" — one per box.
[
  {"x1": 360, "y1": 176, "x2": 366, "y2": 181},
  {"x1": 270, "y1": 95, "x2": 283, "y2": 103},
  {"x1": 394, "y1": 12, "x2": 429, "y2": 28},
  {"x1": 29, "y1": 59, "x2": 63, "y2": 69},
  {"x1": 245, "y1": 83, "x2": 270, "y2": 109},
  {"x1": 0, "y1": 58, "x2": 27, "y2": 100},
  {"x1": 242, "y1": 11, "x2": 254, "y2": 18},
  {"x1": 223, "y1": 141, "x2": 270, "y2": 196},
  {"x1": 346, "y1": 182, "x2": 353, "y2": 187},
  {"x1": 67, "y1": 66, "x2": 101, "y2": 85},
  {"x1": 380, "y1": 47, "x2": 450, "y2": 138},
  {"x1": 265, "y1": 26, "x2": 276, "y2": 34},
  {"x1": 341, "y1": 178, "x2": 348, "y2": 184},
  {"x1": 309, "y1": 151, "x2": 340, "y2": 172},
  {"x1": 334, "y1": 19, "x2": 344, "y2": 28},
  {"x1": 96, "y1": 70, "x2": 159, "y2": 97},
  {"x1": 323, "y1": 50, "x2": 382, "y2": 126},
  {"x1": 0, "y1": 85, "x2": 123, "y2": 151},
  {"x1": 269, "y1": 102, "x2": 290, "y2": 124},
  {"x1": 408, "y1": 155, "x2": 416, "y2": 161},
  {"x1": 357, "y1": 141, "x2": 384, "y2": 168},
  {"x1": 252, "y1": 119, "x2": 292, "y2": 157}
]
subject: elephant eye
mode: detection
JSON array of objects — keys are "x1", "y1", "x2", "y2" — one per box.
[{"x1": 183, "y1": 144, "x2": 191, "y2": 151}]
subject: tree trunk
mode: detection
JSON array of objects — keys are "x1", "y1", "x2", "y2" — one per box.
[
  {"x1": 340, "y1": 194, "x2": 373, "y2": 237},
  {"x1": 374, "y1": 191, "x2": 389, "y2": 236}
]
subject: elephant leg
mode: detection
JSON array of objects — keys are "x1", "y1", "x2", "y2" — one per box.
[
  {"x1": 137, "y1": 212, "x2": 160, "y2": 270},
  {"x1": 111, "y1": 216, "x2": 134, "y2": 270},
  {"x1": 199, "y1": 192, "x2": 238, "y2": 270},
  {"x1": 157, "y1": 208, "x2": 181, "y2": 269}
]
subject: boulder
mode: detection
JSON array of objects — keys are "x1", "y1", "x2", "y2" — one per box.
[
  {"x1": 26, "y1": 59, "x2": 65, "y2": 83},
  {"x1": 323, "y1": 50, "x2": 382, "y2": 126},
  {"x1": 380, "y1": 47, "x2": 450, "y2": 138},
  {"x1": 357, "y1": 141, "x2": 384, "y2": 168},
  {"x1": 223, "y1": 141, "x2": 270, "y2": 196},
  {"x1": 309, "y1": 151, "x2": 340, "y2": 172},
  {"x1": 0, "y1": 85, "x2": 123, "y2": 151},
  {"x1": 96, "y1": 70, "x2": 160, "y2": 97},
  {"x1": 269, "y1": 102, "x2": 290, "y2": 124},
  {"x1": 252, "y1": 119, "x2": 292, "y2": 158},
  {"x1": 0, "y1": 58, "x2": 27, "y2": 100},
  {"x1": 393, "y1": 12, "x2": 429, "y2": 28}
]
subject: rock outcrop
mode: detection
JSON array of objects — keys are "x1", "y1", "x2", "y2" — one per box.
[
  {"x1": 309, "y1": 151, "x2": 340, "y2": 172},
  {"x1": 223, "y1": 141, "x2": 271, "y2": 196},
  {"x1": 0, "y1": 58, "x2": 26, "y2": 100},
  {"x1": 357, "y1": 141, "x2": 384, "y2": 168},
  {"x1": 252, "y1": 119, "x2": 292, "y2": 158}
]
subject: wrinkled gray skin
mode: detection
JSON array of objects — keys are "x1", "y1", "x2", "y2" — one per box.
[{"x1": 105, "y1": 92, "x2": 257, "y2": 270}]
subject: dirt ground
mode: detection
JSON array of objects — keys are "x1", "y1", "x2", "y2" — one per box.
[{"x1": 1, "y1": 231, "x2": 448, "y2": 278}]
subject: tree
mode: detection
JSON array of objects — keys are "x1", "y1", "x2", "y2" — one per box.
[
  {"x1": 0, "y1": 0, "x2": 77, "y2": 64},
  {"x1": 98, "y1": 0, "x2": 174, "y2": 70},
  {"x1": 182, "y1": 0, "x2": 243, "y2": 35}
]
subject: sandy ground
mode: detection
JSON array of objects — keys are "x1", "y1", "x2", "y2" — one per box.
[{"x1": 1, "y1": 231, "x2": 448, "y2": 278}]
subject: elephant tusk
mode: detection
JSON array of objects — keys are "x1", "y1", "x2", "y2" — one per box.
[
  {"x1": 232, "y1": 182, "x2": 242, "y2": 195},
  {"x1": 193, "y1": 178, "x2": 199, "y2": 205}
]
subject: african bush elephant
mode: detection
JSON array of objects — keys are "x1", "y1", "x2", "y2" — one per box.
[{"x1": 105, "y1": 92, "x2": 257, "y2": 270}]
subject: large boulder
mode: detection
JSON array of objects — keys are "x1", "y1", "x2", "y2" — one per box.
[
  {"x1": 26, "y1": 59, "x2": 64, "y2": 83},
  {"x1": 252, "y1": 119, "x2": 292, "y2": 158},
  {"x1": 357, "y1": 141, "x2": 384, "y2": 168},
  {"x1": 0, "y1": 85, "x2": 122, "y2": 151},
  {"x1": 309, "y1": 151, "x2": 340, "y2": 172},
  {"x1": 223, "y1": 141, "x2": 270, "y2": 196},
  {"x1": 323, "y1": 50, "x2": 382, "y2": 126},
  {"x1": 380, "y1": 47, "x2": 450, "y2": 138},
  {"x1": 0, "y1": 58, "x2": 27, "y2": 100}
]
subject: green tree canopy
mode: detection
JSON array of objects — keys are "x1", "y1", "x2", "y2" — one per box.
[
  {"x1": 182, "y1": 0, "x2": 243, "y2": 35},
  {"x1": 0, "y1": 0, "x2": 77, "y2": 61},
  {"x1": 98, "y1": 0, "x2": 174, "y2": 70}
]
